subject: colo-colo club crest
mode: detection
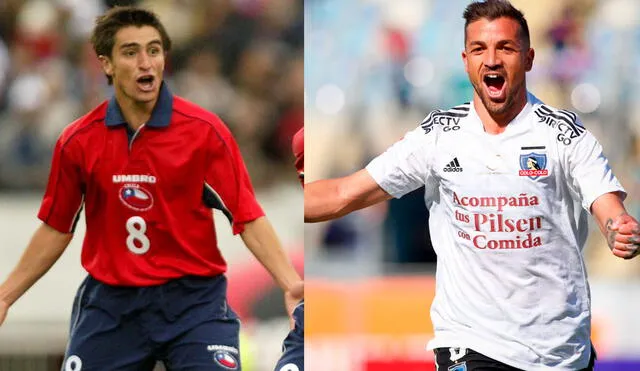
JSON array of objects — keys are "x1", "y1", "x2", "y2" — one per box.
[{"x1": 519, "y1": 152, "x2": 549, "y2": 180}]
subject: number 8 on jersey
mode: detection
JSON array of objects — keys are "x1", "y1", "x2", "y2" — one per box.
[{"x1": 126, "y1": 216, "x2": 150, "y2": 254}]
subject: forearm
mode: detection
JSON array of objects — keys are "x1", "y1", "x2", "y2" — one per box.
[
  {"x1": 0, "y1": 223, "x2": 72, "y2": 306},
  {"x1": 304, "y1": 178, "x2": 350, "y2": 222},
  {"x1": 240, "y1": 216, "x2": 301, "y2": 292},
  {"x1": 591, "y1": 192, "x2": 627, "y2": 237},
  {"x1": 591, "y1": 192, "x2": 640, "y2": 259},
  {"x1": 304, "y1": 169, "x2": 393, "y2": 223}
]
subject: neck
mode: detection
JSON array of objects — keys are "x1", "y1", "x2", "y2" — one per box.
[
  {"x1": 115, "y1": 91, "x2": 156, "y2": 131},
  {"x1": 474, "y1": 90, "x2": 528, "y2": 134}
]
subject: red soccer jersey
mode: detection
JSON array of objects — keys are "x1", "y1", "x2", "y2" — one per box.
[
  {"x1": 292, "y1": 127, "x2": 304, "y2": 184},
  {"x1": 38, "y1": 83, "x2": 264, "y2": 286}
]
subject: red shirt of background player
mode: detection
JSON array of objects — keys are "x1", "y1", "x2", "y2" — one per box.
[{"x1": 292, "y1": 127, "x2": 304, "y2": 185}]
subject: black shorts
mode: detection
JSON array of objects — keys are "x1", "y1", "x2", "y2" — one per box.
[{"x1": 434, "y1": 347, "x2": 595, "y2": 371}]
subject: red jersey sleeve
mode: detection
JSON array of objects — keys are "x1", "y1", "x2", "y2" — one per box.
[
  {"x1": 292, "y1": 127, "x2": 304, "y2": 184},
  {"x1": 38, "y1": 136, "x2": 84, "y2": 233},
  {"x1": 205, "y1": 120, "x2": 264, "y2": 235}
]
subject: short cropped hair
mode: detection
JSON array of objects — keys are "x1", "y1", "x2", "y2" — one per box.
[
  {"x1": 463, "y1": 0, "x2": 530, "y2": 49},
  {"x1": 90, "y1": 6, "x2": 172, "y2": 84}
]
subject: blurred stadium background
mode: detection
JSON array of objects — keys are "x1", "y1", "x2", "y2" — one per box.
[
  {"x1": 0, "y1": 0, "x2": 302, "y2": 370},
  {"x1": 305, "y1": 0, "x2": 640, "y2": 370}
]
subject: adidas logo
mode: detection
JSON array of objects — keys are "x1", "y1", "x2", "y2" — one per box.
[{"x1": 444, "y1": 157, "x2": 463, "y2": 172}]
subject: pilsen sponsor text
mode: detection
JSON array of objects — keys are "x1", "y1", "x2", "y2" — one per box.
[
  {"x1": 453, "y1": 192, "x2": 544, "y2": 250},
  {"x1": 473, "y1": 213, "x2": 542, "y2": 233}
]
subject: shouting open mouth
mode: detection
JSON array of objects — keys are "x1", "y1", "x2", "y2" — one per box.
[
  {"x1": 136, "y1": 74, "x2": 155, "y2": 92},
  {"x1": 483, "y1": 73, "x2": 506, "y2": 102}
]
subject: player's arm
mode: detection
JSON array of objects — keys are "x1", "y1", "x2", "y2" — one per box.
[
  {"x1": 0, "y1": 223, "x2": 73, "y2": 325},
  {"x1": 203, "y1": 120, "x2": 303, "y2": 318},
  {"x1": 304, "y1": 169, "x2": 392, "y2": 223},
  {"x1": 305, "y1": 121, "x2": 435, "y2": 223},
  {"x1": 0, "y1": 129, "x2": 85, "y2": 325},
  {"x1": 240, "y1": 216, "x2": 301, "y2": 292},
  {"x1": 559, "y1": 116, "x2": 636, "y2": 260},
  {"x1": 591, "y1": 192, "x2": 640, "y2": 260},
  {"x1": 240, "y1": 216, "x2": 303, "y2": 320}
]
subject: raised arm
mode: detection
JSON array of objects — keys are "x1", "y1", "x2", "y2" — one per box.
[
  {"x1": 591, "y1": 192, "x2": 640, "y2": 259},
  {"x1": 304, "y1": 169, "x2": 392, "y2": 223}
]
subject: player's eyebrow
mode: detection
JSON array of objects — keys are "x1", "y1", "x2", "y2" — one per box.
[
  {"x1": 119, "y1": 39, "x2": 162, "y2": 50},
  {"x1": 467, "y1": 39, "x2": 519, "y2": 48},
  {"x1": 468, "y1": 40, "x2": 486, "y2": 47},
  {"x1": 496, "y1": 39, "x2": 520, "y2": 46}
]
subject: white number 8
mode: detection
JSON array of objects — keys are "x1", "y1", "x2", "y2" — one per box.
[
  {"x1": 279, "y1": 364, "x2": 299, "y2": 371},
  {"x1": 126, "y1": 216, "x2": 150, "y2": 254},
  {"x1": 65, "y1": 355, "x2": 82, "y2": 371}
]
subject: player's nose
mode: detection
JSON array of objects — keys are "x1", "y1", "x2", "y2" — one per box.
[
  {"x1": 483, "y1": 48, "x2": 502, "y2": 69},
  {"x1": 138, "y1": 52, "x2": 152, "y2": 69}
]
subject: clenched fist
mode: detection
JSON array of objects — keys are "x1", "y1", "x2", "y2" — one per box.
[{"x1": 607, "y1": 214, "x2": 640, "y2": 259}]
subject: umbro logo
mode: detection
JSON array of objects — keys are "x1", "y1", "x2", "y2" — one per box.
[{"x1": 444, "y1": 157, "x2": 463, "y2": 172}]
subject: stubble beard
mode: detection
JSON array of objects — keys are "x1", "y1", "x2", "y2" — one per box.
[{"x1": 471, "y1": 77, "x2": 527, "y2": 119}]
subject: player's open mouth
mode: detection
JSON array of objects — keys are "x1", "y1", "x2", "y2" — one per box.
[
  {"x1": 136, "y1": 75, "x2": 155, "y2": 92},
  {"x1": 483, "y1": 73, "x2": 506, "y2": 100}
]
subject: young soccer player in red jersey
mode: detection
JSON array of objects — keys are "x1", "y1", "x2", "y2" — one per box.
[{"x1": 0, "y1": 6, "x2": 302, "y2": 370}]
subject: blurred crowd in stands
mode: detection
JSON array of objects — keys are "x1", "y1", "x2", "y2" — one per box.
[
  {"x1": 0, "y1": 0, "x2": 303, "y2": 191},
  {"x1": 305, "y1": 0, "x2": 640, "y2": 278}
]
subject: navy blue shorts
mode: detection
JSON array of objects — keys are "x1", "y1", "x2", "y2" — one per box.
[
  {"x1": 62, "y1": 274, "x2": 241, "y2": 371},
  {"x1": 274, "y1": 300, "x2": 304, "y2": 371}
]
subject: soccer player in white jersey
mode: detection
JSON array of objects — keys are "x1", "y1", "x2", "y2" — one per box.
[{"x1": 305, "y1": 1, "x2": 640, "y2": 370}]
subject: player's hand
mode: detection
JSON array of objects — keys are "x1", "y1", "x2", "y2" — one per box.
[
  {"x1": 607, "y1": 214, "x2": 640, "y2": 259},
  {"x1": 284, "y1": 281, "x2": 304, "y2": 329},
  {"x1": 0, "y1": 299, "x2": 8, "y2": 326}
]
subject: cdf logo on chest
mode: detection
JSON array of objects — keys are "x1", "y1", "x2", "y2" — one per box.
[
  {"x1": 519, "y1": 152, "x2": 549, "y2": 180},
  {"x1": 118, "y1": 184, "x2": 154, "y2": 211}
]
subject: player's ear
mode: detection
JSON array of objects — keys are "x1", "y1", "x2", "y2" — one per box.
[
  {"x1": 462, "y1": 30, "x2": 470, "y2": 73},
  {"x1": 525, "y1": 48, "x2": 534, "y2": 72},
  {"x1": 98, "y1": 55, "x2": 114, "y2": 79},
  {"x1": 462, "y1": 50, "x2": 469, "y2": 73}
]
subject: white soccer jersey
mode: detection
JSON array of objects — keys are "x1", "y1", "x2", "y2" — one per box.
[{"x1": 366, "y1": 93, "x2": 625, "y2": 371}]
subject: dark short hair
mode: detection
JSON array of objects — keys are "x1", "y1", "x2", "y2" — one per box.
[
  {"x1": 463, "y1": 0, "x2": 530, "y2": 49},
  {"x1": 90, "y1": 6, "x2": 172, "y2": 84}
]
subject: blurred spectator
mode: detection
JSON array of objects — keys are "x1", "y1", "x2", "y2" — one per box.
[
  {"x1": 0, "y1": 38, "x2": 10, "y2": 108},
  {"x1": 384, "y1": 27, "x2": 412, "y2": 108},
  {"x1": 546, "y1": 5, "x2": 592, "y2": 107},
  {"x1": 383, "y1": 187, "x2": 436, "y2": 264}
]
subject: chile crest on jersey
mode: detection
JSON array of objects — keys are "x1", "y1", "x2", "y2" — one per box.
[
  {"x1": 113, "y1": 174, "x2": 156, "y2": 212},
  {"x1": 118, "y1": 184, "x2": 154, "y2": 211}
]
